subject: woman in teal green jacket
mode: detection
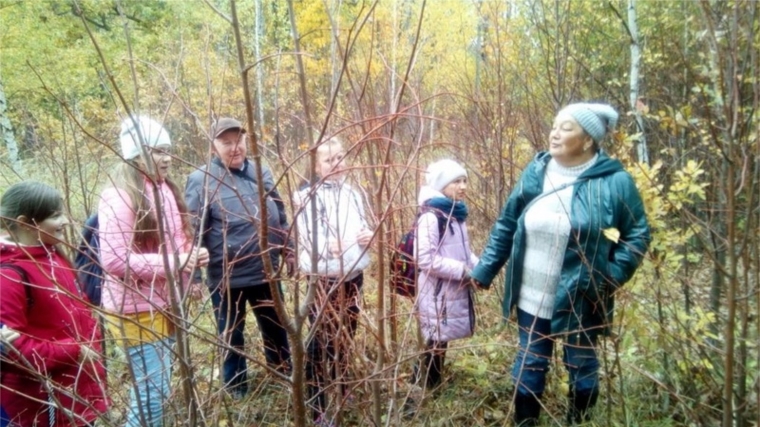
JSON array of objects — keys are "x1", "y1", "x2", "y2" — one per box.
[{"x1": 470, "y1": 103, "x2": 650, "y2": 426}]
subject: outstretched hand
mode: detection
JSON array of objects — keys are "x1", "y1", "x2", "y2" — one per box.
[
  {"x1": 467, "y1": 276, "x2": 487, "y2": 291},
  {"x1": 181, "y1": 247, "x2": 210, "y2": 272}
]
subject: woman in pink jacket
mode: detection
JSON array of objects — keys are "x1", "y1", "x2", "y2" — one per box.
[
  {"x1": 413, "y1": 159, "x2": 479, "y2": 391},
  {"x1": 0, "y1": 181, "x2": 109, "y2": 426},
  {"x1": 98, "y1": 116, "x2": 208, "y2": 427}
]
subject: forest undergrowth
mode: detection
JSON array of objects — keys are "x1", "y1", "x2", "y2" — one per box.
[{"x1": 93, "y1": 255, "x2": 716, "y2": 427}]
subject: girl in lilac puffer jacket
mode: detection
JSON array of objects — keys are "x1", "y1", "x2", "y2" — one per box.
[{"x1": 413, "y1": 159, "x2": 479, "y2": 389}]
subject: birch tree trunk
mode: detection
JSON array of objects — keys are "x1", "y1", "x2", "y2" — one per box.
[
  {"x1": 628, "y1": 0, "x2": 649, "y2": 165},
  {"x1": 0, "y1": 77, "x2": 23, "y2": 176},
  {"x1": 254, "y1": 0, "x2": 265, "y2": 133},
  {"x1": 329, "y1": 0, "x2": 342, "y2": 96}
]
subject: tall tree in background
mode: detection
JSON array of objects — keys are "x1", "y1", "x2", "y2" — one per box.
[
  {"x1": 253, "y1": 0, "x2": 265, "y2": 134},
  {"x1": 627, "y1": 0, "x2": 649, "y2": 164},
  {"x1": 0, "y1": 76, "x2": 22, "y2": 175},
  {"x1": 695, "y1": 1, "x2": 759, "y2": 424}
]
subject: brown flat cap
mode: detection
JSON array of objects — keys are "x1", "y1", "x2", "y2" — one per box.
[{"x1": 211, "y1": 117, "x2": 246, "y2": 138}]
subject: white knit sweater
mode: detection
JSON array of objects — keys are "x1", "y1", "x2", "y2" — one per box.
[{"x1": 518, "y1": 154, "x2": 598, "y2": 319}]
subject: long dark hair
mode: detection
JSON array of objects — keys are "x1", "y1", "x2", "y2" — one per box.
[
  {"x1": 0, "y1": 181, "x2": 63, "y2": 233},
  {"x1": 107, "y1": 160, "x2": 191, "y2": 251}
]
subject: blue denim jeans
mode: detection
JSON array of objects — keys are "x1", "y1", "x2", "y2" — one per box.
[
  {"x1": 211, "y1": 284, "x2": 291, "y2": 395},
  {"x1": 512, "y1": 309, "x2": 599, "y2": 396},
  {"x1": 125, "y1": 337, "x2": 174, "y2": 427},
  {"x1": 0, "y1": 406, "x2": 9, "y2": 427}
]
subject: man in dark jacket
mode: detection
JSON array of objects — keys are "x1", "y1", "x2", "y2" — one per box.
[{"x1": 185, "y1": 118, "x2": 292, "y2": 399}]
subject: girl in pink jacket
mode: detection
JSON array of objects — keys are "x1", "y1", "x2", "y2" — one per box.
[
  {"x1": 98, "y1": 116, "x2": 208, "y2": 427},
  {"x1": 413, "y1": 159, "x2": 479, "y2": 391}
]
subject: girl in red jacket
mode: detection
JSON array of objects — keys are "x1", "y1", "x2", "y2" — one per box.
[{"x1": 0, "y1": 181, "x2": 109, "y2": 426}]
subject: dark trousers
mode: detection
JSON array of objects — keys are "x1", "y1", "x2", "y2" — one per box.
[
  {"x1": 210, "y1": 283, "x2": 291, "y2": 394},
  {"x1": 305, "y1": 273, "x2": 363, "y2": 420},
  {"x1": 415, "y1": 340, "x2": 448, "y2": 388}
]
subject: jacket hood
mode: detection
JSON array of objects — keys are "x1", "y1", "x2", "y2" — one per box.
[
  {"x1": 535, "y1": 151, "x2": 624, "y2": 179},
  {"x1": 418, "y1": 185, "x2": 445, "y2": 206}
]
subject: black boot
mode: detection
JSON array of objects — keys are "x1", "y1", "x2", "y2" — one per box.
[
  {"x1": 426, "y1": 351, "x2": 445, "y2": 389},
  {"x1": 413, "y1": 351, "x2": 445, "y2": 389},
  {"x1": 566, "y1": 388, "x2": 599, "y2": 424},
  {"x1": 513, "y1": 392, "x2": 542, "y2": 426}
]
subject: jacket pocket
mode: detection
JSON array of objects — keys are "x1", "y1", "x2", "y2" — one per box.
[{"x1": 433, "y1": 279, "x2": 447, "y2": 325}]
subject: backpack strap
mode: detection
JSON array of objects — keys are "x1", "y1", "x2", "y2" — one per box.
[
  {"x1": 75, "y1": 214, "x2": 104, "y2": 305},
  {"x1": 0, "y1": 263, "x2": 33, "y2": 310},
  {"x1": 76, "y1": 214, "x2": 100, "y2": 263},
  {"x1": 434, "y1": 211, "x2": 450, "y2": 242},
  {"x1": 419, "y1": 207, "x2": 451, "y2": 243}
]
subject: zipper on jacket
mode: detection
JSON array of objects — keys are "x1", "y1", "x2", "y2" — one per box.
[
  {"x1": 441, "y1": 293, "x2": 448, "y2": 326},
  {"x1": 434, "y1": 278, "x2": 447, "y2": 325},
  {"x1": 434, "y1": 278, "x2": 444, "y2": 297}
]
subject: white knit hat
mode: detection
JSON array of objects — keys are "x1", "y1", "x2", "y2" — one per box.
[
  {"x1": 557, "y1": 103, "x2": 619, "y2": 142},
  {"x1": 119, "y1": 116, "x2": 171, "y2": 160},
  {"x1": 426, "y1": 159, "x2": 467, "y2": 192}
]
